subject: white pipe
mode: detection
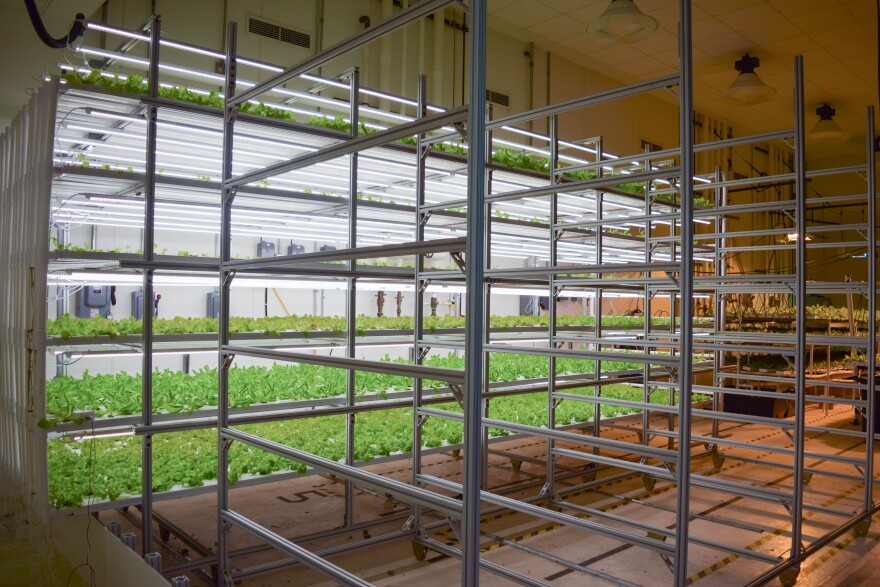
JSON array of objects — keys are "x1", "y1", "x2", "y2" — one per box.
[
  {"x1": 433, "y1": 7, "x2": 444, "y2": 106},
  {"x1": 379, "y1": 0, "x2": 394, "y2": 111}
]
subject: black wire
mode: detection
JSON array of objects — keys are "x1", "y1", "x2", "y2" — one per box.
[
  {"x1": 24, "y1": 0, "x2": 85, "y2": 49},
  {"x1": 65, "y1": 419, "x2": 97, "y2": 587}
]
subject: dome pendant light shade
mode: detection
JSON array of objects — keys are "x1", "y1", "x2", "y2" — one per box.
[
  {"x1": 586, "y1": 0, "x2": 658, "y2": 44},
  {"x1": 808, "y1": 103, "x2": 850, "y2": 144},
  {"x1": 722, "y1": 54, "x2": 775, "y2": 104}
]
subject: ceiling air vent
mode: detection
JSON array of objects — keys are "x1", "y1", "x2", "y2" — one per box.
[
  {"x1": 486, "y1": 89, "x2": 510, "y2": 108},
  {"x1": 248, "y1": 16, "x2": 311, "y2": 49}
]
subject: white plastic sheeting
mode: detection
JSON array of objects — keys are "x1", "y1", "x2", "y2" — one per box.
[{"x1": 0, "y1": 80, "x2": 54, "y2": 520}]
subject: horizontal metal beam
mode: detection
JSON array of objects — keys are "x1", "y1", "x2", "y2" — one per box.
[
  {"x1": 221, "y1": 509, "x2": 372, "y2": 586},
  {"x1": 224, "y1": 237, "x2": 466, "y2": 270},
  {"x1": 221, "y1": 427, "x2": 463, "y2": 516},
  {"x1": 418, "y1": 474, "x2": 676, "y2": 555},
  {"x1": 226, "y1": 105, "x2": 468, "y2": 187},
  {"x1": 229, "y1": 0, "x2": 455, "y2": 106},
  {"x1": 423, "y1": 167, "x2": 679, "y2": 212},
  {"x1": 484, "y1": 343, "x2": 680, "y2": 367},
  {"x1": 484, "y1": 262, "x2": 680, "y2": 278},
  {"x1": 222, "y1": 344, "x2": 464, "y2": 383},
  {"x1": 488, "y1": 74, "x2": 680, "y2": 131}
]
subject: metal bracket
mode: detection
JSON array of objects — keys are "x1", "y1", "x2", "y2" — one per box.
[
  {"x1": 222, "y1": 438, "x2": 233, "y2": 453},
  {"x1": 449, "y1": 384, "x2": 464, "y2": 409},
  {"x1": 553, "y1": 285, "x2": 564, "y2": 299},
  {"x1": 223, "y1": 187, "x2": 238, "y2": 205},
  {"x1": 539, "y1": 482, "x2": 552, "y2": 496},
  {"x1": 662, "y1": 461, "x2": 676, "y2": 475},
  {"x1": 554, "y1": 228, "x2": 565, "y2": 241},
  {"x1": 222, "y1": 353, "x2": 235, "y2": 369},
  {"x1": 222, "y1": 270, "x2": 236, "y2": 288},
  {"x1": 446, "y1": 517, "x2": 462, "y2": 541},
  {"x1": 452, "y1": 122, "x2": 467, "y2": 142},
  {"x1": 782, "y1": 428, "x2": 794, "y2": 442},
  {"x1": 553, "y1": 398, "x2": 563, "y2": 409},
  {"x1": 450, "y1": 251, "x2": 466, "y2": 273},
  {"x1": 418, "y1": 347, "x2": 431, "y2": 361},
  {"x1": 420, "y1": 210, "x2": 433, "y2": 225},
  {"x1": 416, "y1": 415, "x2": 428, "y2": 431},
  {"x1": 419, "y1": 143, "x2": 431, "y2": 160},
  {"x1": 782, "y1": 354, "x2": 796, "y2": 370},
  {"x1": 419, "y1": 278, "x2": 430, "y2": 293},
  {"x1": 665, "y1": 271, "x2": 679, "y2": 287},
  {"x1": 402, "y1": 514, "x2": 417, "y2": 532}
]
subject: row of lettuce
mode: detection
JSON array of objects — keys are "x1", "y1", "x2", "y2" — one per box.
[
  {"x1": 46, "y1": 313, "x2": 704, "y2": 340},
  {"x1": 50, "y1": 382, "x2": 684, "y2": 508},
  {"x1": 46, "y1": 352, "x2": 646, "y2": 422},
  {"x1": 62, "y1": 71, "x2": 712, "y2": 206}
]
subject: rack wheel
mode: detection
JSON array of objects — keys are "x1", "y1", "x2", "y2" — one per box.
[
  {"x1": 581, "y1": 472, "x2": 596, "y2": 483},
  {"x1": 510, "y1": 458, "x2": 522, "y2": 472},
  {"x1": 450, "y1": 449, "x2": 461, "y2": 458},
  {"x1": 802, "y1": 472, "x2": 813, "y2": 485},
  {"x1": 412, "y1": 540, "x2": 427, "y2": 561},
  {"x1": 642, "y1": 474, "x2": 655, "y2": 491},
  {"x1": 778, "y1": 567, "x2": 799, "y2": 587},
  {"x1": 853, "y1": 518, "x2": 871, "y2": 537},
  {"x1": 711, "y1": 452, "x2": 725, "y2": 469}
]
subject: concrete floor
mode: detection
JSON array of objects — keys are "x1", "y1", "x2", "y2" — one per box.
[
  {"x1": 0, "y1": 475, "x2": 89, "y2": 587},
  {"x1": 6, "y1": 402, "x2": 880, "y2": 586}
]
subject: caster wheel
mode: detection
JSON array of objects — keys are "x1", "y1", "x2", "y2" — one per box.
[
  {"x1": 412, "y1": 540, "x2": 427, "y2": 561},
  {"x1": 802, "y1": 472, "x2": 813, "y2": 485},
  {"x1": 510, "y1": 459, "x2": 522, "y2": 472},
  {"x1": 854, "y1": 518, "x2": 871, "y2": 537},
  {"x1": 642, "y1": 474, "x2": 656, "y2": 491},
  {"x1": 711, "y1": 452, "x2": 725, "y2": 469},
  {"x1": 450, "y1": 449, "x2": 461, "y2": 458},
  {"x1": 778, "y1": 567, "x2": 799, "y2": 587}
]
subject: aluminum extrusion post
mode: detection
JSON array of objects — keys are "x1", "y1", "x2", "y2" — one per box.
[
  {"x1": 595, "y1": 140, "x2": 603, "y2": 455},
  {"x1": 345, "y1": 67, "x2": 360, "y2": 528},
  {"x1": 141, "y1": 15, "x2": 160, "y2": 558},
  {"x1": 673, "y1": 0, "x2": 695, "y2": 584},
  {"x1": 463, "y1": 0, "x2": 487, "y2": 583},
  {"x1": 411, "y1": 73, "x2": 428, "y2": 539},
  {"x1": 864, "y1": 105, "x2": 876, "y2": 516},
  {"x1": 712, "y1": 166, "x2": 723, "y2": 438},
  {"x1": 217, "y1": 21, "x2": 238, "y2": 586},
  {"x1": 546, "y1": 114, "x2": 559, "y2": 495},
  {"x1": 790, "y1": 55, "x2": 808, "y2": 575}
]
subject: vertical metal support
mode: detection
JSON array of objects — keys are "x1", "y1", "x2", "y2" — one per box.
[
  {"x1": 546, "y1": 114, "x2": 559, "y2": 495},
  {"x1": 594, "y1": 183, "x2": 603, "y2": 457},
  {"x1": 481, "y1": 104, "x2": 493, "y2": 491},
  {"x1": 712, "y1": 166, "x2": 724, "y2": 437},
  {"x1": 790, "y1": 54, "x2": 808, "y2": 572},
  {"x1": 140, "y1": 15, "x2": 160, "y2": 558},
  {"x1": 642, "y1": 148, "x2": 653, "y2": 448},
  {"x1": 411, "y1": 73, "x2": 428, "y2": 533},
  {"x1": 463, "y1": 0, "x2": 487, "y2": 583},
  {"x1": 673, "y1": 1, "x2": 695, "y2": 584},
  {"x1": 217, "y1": 21, "x2": 238, "y2": 587},
  {"x1": 344, "y1": 67, "x2": 360, "y2": 529},
  {"x1": 864, "y1": 105, "x2": 876, "y2": 514}
]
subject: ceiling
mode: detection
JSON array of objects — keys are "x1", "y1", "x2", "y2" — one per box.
[{"x1": 488, "y1": 0, "x2": 878, "y2": 160}]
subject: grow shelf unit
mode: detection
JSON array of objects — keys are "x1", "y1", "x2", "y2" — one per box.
[{"x1": 0, "y1": 0, "x2": 877, "y2": 586}]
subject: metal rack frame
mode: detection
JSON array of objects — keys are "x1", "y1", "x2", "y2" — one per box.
[{"x1": 0, "y1": 1, "x2": 876, "y2": 585}]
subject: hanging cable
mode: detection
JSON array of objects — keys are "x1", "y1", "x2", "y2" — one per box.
[{"x1": 24, "y1": 0, "x2": 86, "y2": 49}]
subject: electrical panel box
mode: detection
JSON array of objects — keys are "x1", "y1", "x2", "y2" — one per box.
[
  {"x1": 76, "y1": 285, "x2": 111, "y2": 318},
  {"x1": 257, "y1": 241, "x2": 276, "y2": 258},
  {"x1": 131, "y1": 291, "x2": 159, "y2": 320},
  {"x1": 320, "y1": 245, "x2": 336, "y2": 252},
  {"x1": 206, "y1": 292, "x2": 220, "y2": 318},
  {"x1": 287, "y1": 243, "x2": 305, "y2": 255}
]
